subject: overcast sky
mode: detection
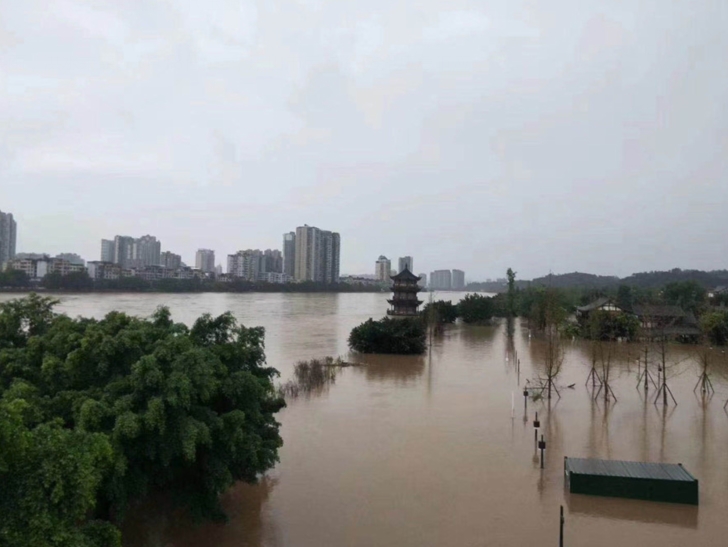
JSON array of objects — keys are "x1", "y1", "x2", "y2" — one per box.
[{"x1": 1, "y1": 0, "x2": 726, "y2": 279}]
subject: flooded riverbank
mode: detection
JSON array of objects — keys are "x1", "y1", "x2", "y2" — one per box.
[{"x1": 3, "y1": 292, "x2": 727, "y2": 546}]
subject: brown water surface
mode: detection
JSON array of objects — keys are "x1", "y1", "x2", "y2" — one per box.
[{"x1": 4, "y1": 292, "x2": 728, "y2": 547}]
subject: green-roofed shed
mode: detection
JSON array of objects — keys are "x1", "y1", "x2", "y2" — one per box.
[{"x1": 564, "y1": 457, "x2": 699, "y2": 505}]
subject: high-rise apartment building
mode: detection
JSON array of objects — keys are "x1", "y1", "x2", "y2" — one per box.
[
  {"x1": 452, "y1": 269, "x2": 465, "y2": 290},
  {"x1": 160, "y1": 251, "x2": 182, "y2": 270},
  {"x1": 321, "y1": 231, "x2": 340, "y2": 283},
  {"x1": 294, "y1": 225, "x2": 321, "y2": 281},
  {"x1": 375, "y1": 256, "x2": 391, "y2": 282},
  {"x1": 283, "y1": 232, "x2": 296, "y2": 276},
  {"x1": 418, "y1": 273, "x2": 427, "y2": 288},
  {"x1": 133, "y1": 235, "x2": 161, "y2": 268},
  {"x1": 293, "y1": 225, "x2": 340, "y2": 283},
  {"x1": 398, "y1": 256, "x2": 413, "y2": 273},
  {"x1": 264, "y1": 249, "x2": 283, "y2": 273},
  {"x1": 112, "y1": 236, "x2": 134, "y2": 268},
  {"x1": 430, "y1": 270, "x2": 452, "y2": 290},
  {"x1": 228, "y1": 249, "x2": 265, "y2": 281},
  {"x1": 195, "y1": 249, "x2": 216, "y2": 273},
  {"x1": 0, "y1": 210, "x2": 17, "y2": 266},
  {"x1": 100, "y1": 239, "x2": 114, "y2": 262}
]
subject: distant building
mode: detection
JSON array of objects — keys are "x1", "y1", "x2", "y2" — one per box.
[
  {"x1": 6, "y1": 257, "x2": 42, "y2": 279},
  {"x1": 215, "y1": 264, "x2": 223, "y2": 276},
  {"x1": 398, "y1": 256, "x2": 413, "y2": 273},
  {"x1": 294, "y1": 225, "x2": 340, "y2": 283},
  {"x1": 160, "y1": 251, "x2": 182, "y2": 270},
  {"x1": 132, "y1": 235, "x2": 161, "y2": 268},
  {"x1": 0, "y1": 210, "x2": 17, "y2": 266},
  {"x1": 283, "y1": 232, "x2": 296, "y2": 276},
  {"x1": 7, "y1": 256, "x2": 84, "y2": 280},
  {"x1": 430, "y1": 270, "x2": 452, "y2": 290},
  {"x1": 228, "y1": 249, "x2": 265, "y2": 281},
  {"x1": 340, "y1": 275, "x2": 383, "y2": 287},
  {"x1": 322, "y1": 231, "x2": 340, "y2": 283},
  {"x1": 375, "y1": 256, "x2": 391, "y2": 282},
  {"x1": 452, "y1": 269, "x2": 465, "y2": 290},
  {"x1": 195, "y1": 249, "x2": 216, "y2": 273},
  {"x1": 418, "y1": 273, "x2": 427, "y2": 288},
  {"x1": 259, "y1": 272, "x2": 291, "y2": 284},
  {"x1": 55, "y1": 253, "x2": 85, "y2": 266},
  {"x1": 87, "y1": 261, "x2": 122, "y2": 280},
  {"x1": 264, "y1": 249, "x2": 283, "y2": 273},
  {"x1": 14, "y1": 252, "x2": 48, "y2": 260},
  {"x1": 101, "y1": 239, "x2": 115, "y2": 262},
  {"x1": 112, "y1": 236, "x2": 135, "y2": 268}
]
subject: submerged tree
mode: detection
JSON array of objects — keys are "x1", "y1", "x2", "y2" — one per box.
[
  {"x1": 506, "y1": 268, "x2": 517, "y2": 337},
  {"x1": 349, "y1": 317, "x2": 426, "y2": 355},
  {"x1": 421, "y1": 300, "x2": 459, "y2": 325},
  {"x1": 694, "y1": 344, "x2": 716, "y2": 395},
  {"x1": 458, "y1": 294, "x2": 495, "y2": 325},
  {"x1": 542, "y1": 290, "x2": 565, "y2": 400},
  {"x1": 587, "y1": 312, "x2": 617, "y2": 402}
]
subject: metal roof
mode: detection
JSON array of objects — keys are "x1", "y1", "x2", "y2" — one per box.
[{"x1": 565, "y1": 458, "x2": 696, "y2": 482}]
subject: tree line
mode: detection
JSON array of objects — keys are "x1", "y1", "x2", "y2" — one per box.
[
  {"x1": 0, "y1": 270, "x2": 382, "y2": 293},
  {"x1": 465, "y1": 268, "x2": 728, "y2": 293}
]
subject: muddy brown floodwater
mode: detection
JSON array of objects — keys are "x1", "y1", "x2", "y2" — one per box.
[{"x1": 4, "y1": 292, "x2": 728, "y2": 547}]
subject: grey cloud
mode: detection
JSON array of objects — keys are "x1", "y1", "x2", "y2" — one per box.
[{"x1": 1, "y1": 0, "x2": 726, "y2": 278}]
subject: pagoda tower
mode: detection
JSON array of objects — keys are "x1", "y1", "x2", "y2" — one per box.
[{"x1": 387, "y1": 267, "x2": 423, "y2": 317}]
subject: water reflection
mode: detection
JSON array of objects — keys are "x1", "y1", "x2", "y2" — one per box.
[
  {"x1": 123, "y1": 477, "x2": 280, "y2": 547},
  {"x1": 567, "y1": 494, "x2": 699, "y2": 528},
  {"x1": 349, "y1": 353, "x2": 426, "y2": 385}
]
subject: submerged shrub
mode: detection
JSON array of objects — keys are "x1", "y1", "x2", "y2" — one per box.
[{"x1": 348, "y1": 317, "x2": 426, "y2": 355}]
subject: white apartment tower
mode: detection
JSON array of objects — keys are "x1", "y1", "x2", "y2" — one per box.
[
  {"x1": 375, "y1": 256, "x2": 391, "y2": 282},
  {"x1": 100, "y1": 239, "x2": 115, "y2": 262},
  {"x1": 294, "y1": 225, "x2": 340, "y2": 283},
  {"x1": 196, "y1": 249, "x2": 216, "y2": 273},
  {"x1": 430, "y1": 270, "x2": 452, "y2": 290},
  {"x1": 452, "y1": 269, "x2": 466, "y2": 290}
]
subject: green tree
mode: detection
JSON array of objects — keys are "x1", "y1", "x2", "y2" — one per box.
[
  {"x1": 586, "y1": 310, "x2": 640, "y2": 341},
  {"x1": 663, "y1": 281, "x2": 707, "y2": 314},
  {"x1": 421, "y1": 300, "x2": 459, "y2": 324},
  {"x1": 506, "y1": 268, "x2": 517, "y2": 318},
  {"x1": 0, "y1": 402, "x2": 119, "y2": 547},
  {"x1": 0, "y1": 295, "x2": 285, "y2": 542},
  {"x1": 616, "y1": 284, "x2": 633, "y2": 310},
  {"x1": 701, "y1": 311, "x2": 728, "y2": 346},
  {"x1": 41, "y1": 271, "x2": 94, "y2": 291},
  {"x1": 349, "y1": 317, "x2": 426, "y2": 354},
  {"x1": 0, "y1": 269, "x2": 31, "y2": 288},
  {"x1": 458, "y1": 294, "x2": 495, "y2": 324}
]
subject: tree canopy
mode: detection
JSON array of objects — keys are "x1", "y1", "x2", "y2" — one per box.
[
  {"x1": 0, "y1": 294, "x2": 284, "y2": 545},
  {"x1": 422, "y1": 300, "x2": 459, "y2": 324},
  {"x1": 349, "y1": 317, "x2": 426, "y2": 354},
  {"x1": 458, "y1": 294, "x2": 496, "y2": 324}
]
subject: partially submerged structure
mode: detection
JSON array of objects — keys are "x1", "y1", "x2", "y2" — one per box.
[
  {"x1": 565, "y1": 457, "x2": 699, "y2": 505},
  {"x1": 387, "y1": 268, "x2": 423, "y2": 317},
  {"x1": 575, "y1": 298, "x2": 700, "y2": 341}
]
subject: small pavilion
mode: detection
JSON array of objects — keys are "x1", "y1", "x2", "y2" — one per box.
[{"x1": 387, "y1": 268, "x2": 423, "y2": 317}]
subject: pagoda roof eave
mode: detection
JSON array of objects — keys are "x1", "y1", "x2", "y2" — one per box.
[{"x1": 390, "y1": 267, "x2": 420, "y2": 281}]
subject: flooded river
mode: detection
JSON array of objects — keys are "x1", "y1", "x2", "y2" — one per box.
[{"x1": 3, "y1": 292, "x2": 728, "y2": 547}]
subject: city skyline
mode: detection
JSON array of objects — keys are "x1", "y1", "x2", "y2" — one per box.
[{"x1": 3, "y1": 1, "x2": 728, "y2": 280}]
